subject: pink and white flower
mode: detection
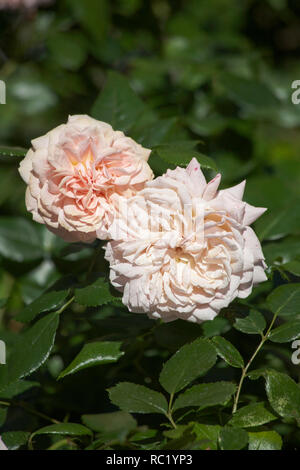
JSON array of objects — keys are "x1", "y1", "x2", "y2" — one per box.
[
  {"x1": 19, "y1": 115, "x2": 152, "y2": 243},
  {"x1": 105, "y1": 158, "x2": 267, "y2": 323}
]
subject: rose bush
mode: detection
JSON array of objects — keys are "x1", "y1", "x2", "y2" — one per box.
[{"x1": 1, "y1": 0, "x2": 300, "y2": 451}]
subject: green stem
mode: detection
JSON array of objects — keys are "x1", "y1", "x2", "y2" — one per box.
[
  {"x1": 56, "y1": 296, "x2": 75, "y2": 315},
  {"x1": 168, "y1": 392, "x2": 174, "y2": 413},
  {"x1": 166, "y1": 393, "x2": 177, "y2": 429},
  {"x1": 0, "y1": 398, "x2": 60, "y2": 424},
  {"x1": 166, "y1": 412, "x2": 177, "y2": 429},
  {"x1": 232, "y1": 313, "x2": 277, "y2": 414},
  {"x1": 47, "y1": 438, "x2": 76, "y2": 451},
  {"x1": 0, "y1": 400, "x2": 10, "y2": 407},
  {"x1": 17, "y1": 400, "x2": 60, "y2": 424}
]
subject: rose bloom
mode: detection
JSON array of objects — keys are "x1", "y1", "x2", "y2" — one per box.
[
  {"x1": 19, "y1": 115, "x2": 152, "y2": 243},
  {"x1": 105, "y1": 158, "x2": 267, "y2": 323}
]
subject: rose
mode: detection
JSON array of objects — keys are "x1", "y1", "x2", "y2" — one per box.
[
  {"x1": 19, "y1": 115, "x2": 153, "y2": 243},
  {"x1": 105, "y1": 158, "x2": 267, "y2": 323}
]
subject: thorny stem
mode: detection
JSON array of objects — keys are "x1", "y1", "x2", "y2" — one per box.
[{"x1": 232, "y1": 313, "x2": 278, "y2": 414}]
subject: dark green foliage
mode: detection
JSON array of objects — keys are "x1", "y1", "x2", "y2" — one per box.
[{"x1": 0, "y1": 0, "x2": 300, "y2": 451}]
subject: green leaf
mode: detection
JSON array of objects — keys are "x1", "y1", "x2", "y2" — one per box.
[
  {"x1": 0, "y1": 166, "x2": 20, "y2": 207},
  {"x1": 221, "y1": 74, "x2": 279, "y2": 110},
  {"x1": 154, "y1": 321, "x2": 203, "y2": 352},
  {"x1": 265, "y1": 370, "x2": 300, "y2": 423},
  {"x1": 1, "y1": 431, "x2": 30, "y2": 450},
  {"x1": 267, "y1": 283, "x2": 300, "y2": 317},
  {"x1": 108, "y1": 382, "x2": 168, "y2": 415},
  {"x1": 264, "y1": 237, "x2": 300, "y2": 266},
  {"x1": 47, "y1": 32, "x2": 87, "y2": 71},
  {"x1": 34, "y1": 423, "x2": 92, "y2": 437},
  {"x1": 281, "y1": 260, "x2": 300, "y2": 276},
  {"x1": 82, "y1": 411, "x2": 136, "y2": 439},
  {"x1": 0, "y1": 217, "x2": 44, "y2": 262},
  {"x1": 16, "y1": 289, "x2": 69, "y2": 323},
  {"x1": 219, "y1": 426, "x2": 248, "y2": 450},
  {"x1": 74, "y1": 276, "x2": 121, "y2": 307},
  {"x1": 264, "y1": 237, "x2": 300, "y2": 265},
  {"x1": 234, "y1": 310, "x2": 266, "y2": 335},
  {"x1": 152, "y1": 144, "x2": 217, "y2": 171},
  {"x1": 0, "y1": 146, "x2": 27, "y2": 159},
  {"x1": 247, "y1": 368, "x2": 272, "y2": 381},
  {"x1": 248, "y1": 431, "x2": 282, "y2": 450},
  {"x1": 67, "y1": 0, "x2": 109, "y2": 42},
  {"x1": 202, "y1": 317, "x2": 231, "y2": 338},
  {"x1": 211, "y1": 336, "x2": 244, "y2": 368},
  {"x1": 159, "y1": 338, "x2": 217, "y2": 394},
  {"x1": 193, "y1": 423, "x2": 221, "y2": 450},
  {"x1": 129, "y1": 429, "x2": 157, "y2": 443},
  {"x1": 58, "y1": 341, "x2": 124, "y2": 379},
  {"x1": 163, "y1": 424, "x2": 190, "y2": 440},
  {"x1": 229, "y1": 402, "x2": 277, "y2": 428},
  {"x1": 132, "y1": 118, "x2": 177, "y2": 148},
  {"x1": 91, "y1": 71, "x2": 146, "y2": 133},
  {"x1": 173, "y1": 381, "x2": 236, "y2": 411},
  {"x1": 0, "y1": 313, "x2": 59, "y2": 391},
  {"x1": 0, "y1": 380, "x2": 39, "y2": 399},
  {"x1": 269, "y1": 320, "x2": 300, "y2": 343},
  {"x1": 257, "y1": 198, "x2": 300, "y2": 241},
  {"x1": 147, "y1": 151, "x2": 170, "y2": 177},
  {"x1": 161, "y1": 427, "x2": 200, "y2": 450}
]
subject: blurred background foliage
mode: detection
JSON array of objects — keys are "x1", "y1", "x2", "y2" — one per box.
[{"x1": 0, "y1": 0, "x2": 300, "y2": 450}]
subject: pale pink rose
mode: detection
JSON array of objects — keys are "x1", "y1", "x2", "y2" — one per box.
[
  {"x1": 0, "y1": 436, "x2": 7, "y2": 450},
  {"x1": 105, "y1": 158, "x2": 267, "y2": 323},
  {"x1": 19, "y1": 115, "x2": 153, "y2": 243},
  {"x1": 0, "y1": 0, "x2": 50, "y2": 8}
]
